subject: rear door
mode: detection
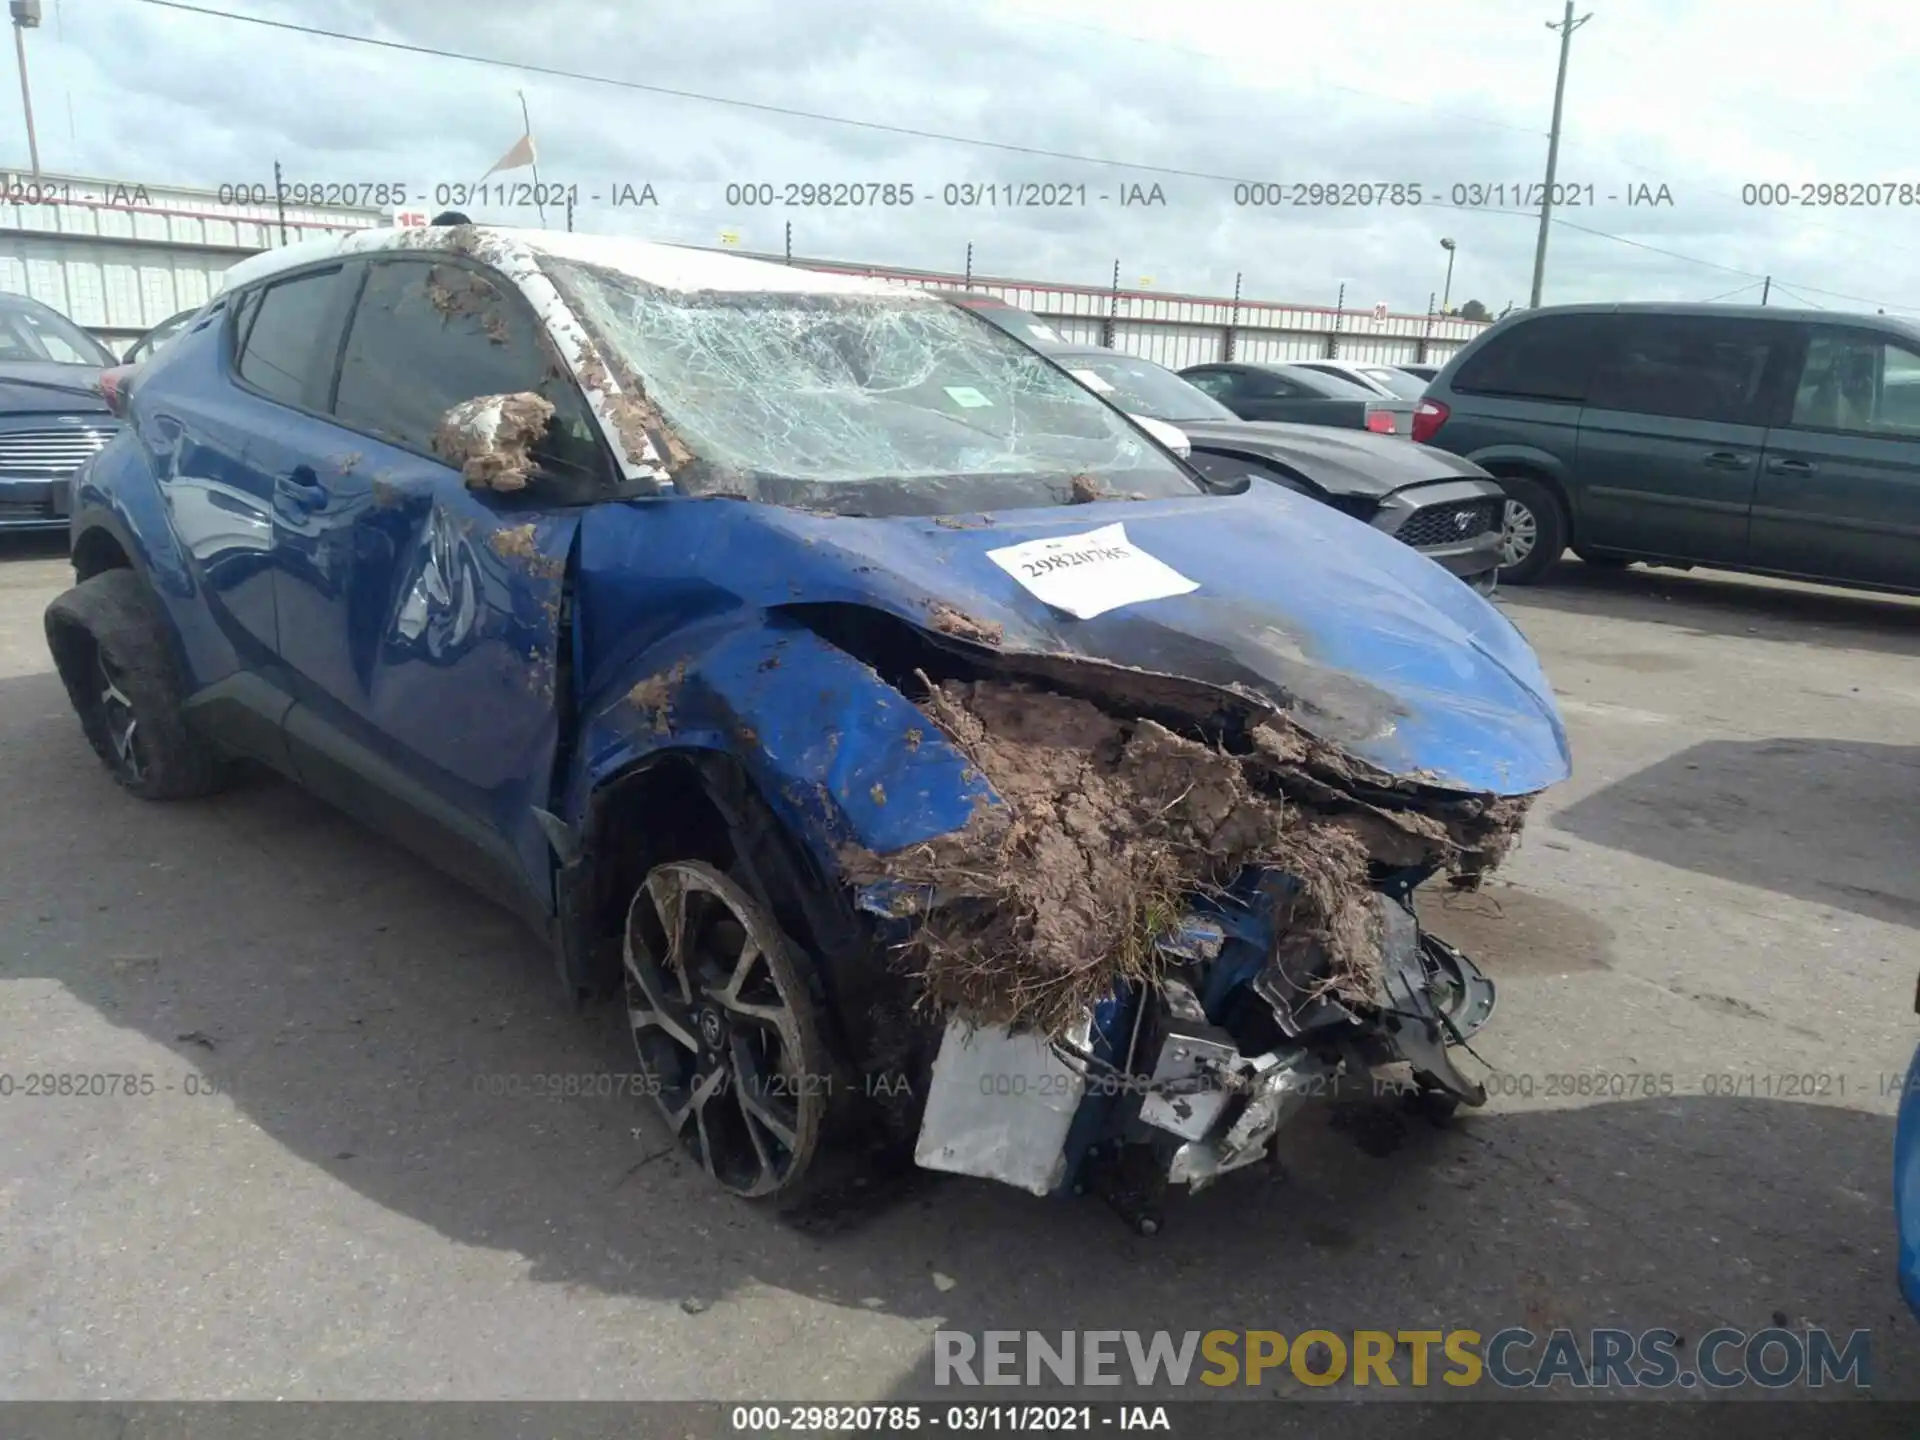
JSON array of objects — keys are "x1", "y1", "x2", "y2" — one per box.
[
  {"x1": 213, "y1": 263, "x2": 356, "y2": 676},
  {"x1": 1754, "y1": 325, "x2": 1920, "y2": 588},
  {"x1": 1575, "y1": 314, "x2": 1786, "y2": 563},
  {"x1": 269, "y1": 253, "x2": 614, "y2": 917}
]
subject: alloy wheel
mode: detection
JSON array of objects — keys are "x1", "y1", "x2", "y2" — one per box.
[
  {"x1": 94, "y1": 647, "x2": 148, "y2": 785},
  {"x1": 623, "y1": 860, "x2": 826, "y2": 1198},
  {"x1": 1498, "y1": 498, "x2": 1538, "y2": 567}
]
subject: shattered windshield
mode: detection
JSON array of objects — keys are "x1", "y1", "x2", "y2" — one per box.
[{"x1": 544, "y1": 258, "x2": 1203, "y2": 515}]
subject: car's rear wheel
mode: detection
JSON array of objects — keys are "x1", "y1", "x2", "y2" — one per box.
[
  {"x1": 1492, "y1": 477, "x2": 1567, "y2": 585},
  {"x1": 624, "y1": 860, "x2": 832, "y2": 1201},
  {"x1": 43, "y1": 569, "x2": 234, "y2": 800}
]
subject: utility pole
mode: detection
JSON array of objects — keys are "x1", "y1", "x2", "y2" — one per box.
[
  {"x1": 272, "y1": 157, "x2": 289, "y2": 247},
  {"x1": 9, "y1": 0, "x2": 40, "y2": 176},
  {"x1": 1225, "y1": 271, "x2": 1242, "y2": 361},
  {"x1": 1439, "y1": 237, "x2": 1457, "y2": 311},
  {"x1": 1529, "y1": 2, "x2": 1591, "y2": 308},
  {"x1": 1760, "y1": 275, "x2": 1770, "y2": 305}
]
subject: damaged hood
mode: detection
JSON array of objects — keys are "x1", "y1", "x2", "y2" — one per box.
[
  {"x1": 575, "y1": 484, "x2": 1570, "y2": 796},
  {"x1": 1176, "y1": 420, "x2": 1493, "y2": 498}
]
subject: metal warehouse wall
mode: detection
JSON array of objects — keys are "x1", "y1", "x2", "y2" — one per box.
[{"x1": 0, "y1": 171, "x2": 382, "y2": 350}]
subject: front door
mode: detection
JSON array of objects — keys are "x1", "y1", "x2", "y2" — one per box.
[
  {"x1": 1753, "y1": 324, "x2": 1920, "y2": 590},
  {"x1": 269, "y1": 254, "x2": 613, "y2": 916},
  {"x1": 1574, "y1": 314, "x2": 1788, "y2": 564}
]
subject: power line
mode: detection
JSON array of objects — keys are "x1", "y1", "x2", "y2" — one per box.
[
  {"x1": 121, "y1": 0, "x2": 1297, "y2": 185},
  {"x1": 1765, "y1": 282, "x2": 1827, "y2": 310},
  {"x1": 114, "y1": 0, "x2": 1920, "y2": 315},
  {"x1": 1695, "y1": 280, "x2": 1765, "y2": 303}
]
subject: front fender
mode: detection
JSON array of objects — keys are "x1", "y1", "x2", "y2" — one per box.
[{"x1": 562, "y1": 617, "x2": 996, "y2": 877}]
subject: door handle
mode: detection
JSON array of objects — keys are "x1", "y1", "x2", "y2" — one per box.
[
  {"x1": 1765, "y1": 457, "x2": 1816, "y2": 475},
  {"x1": 1701, "y1": 451, "x2": 1750, "y2": 470},
  {"x1": 276, "y1": 464, "x2": 327, "y2": 509}
]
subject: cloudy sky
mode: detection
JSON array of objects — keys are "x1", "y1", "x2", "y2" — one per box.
[{"x1": 22, "y1": 0, "x2": 1920, "y2": 317}]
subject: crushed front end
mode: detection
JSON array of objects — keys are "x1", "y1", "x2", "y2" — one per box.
[{"x1": 845, "y1": 674, "x2": 1532, "y2": 1223}]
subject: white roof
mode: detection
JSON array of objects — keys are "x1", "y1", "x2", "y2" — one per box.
[{"x1": 216, "y1": 225, "x2": 911, "y2": 298}]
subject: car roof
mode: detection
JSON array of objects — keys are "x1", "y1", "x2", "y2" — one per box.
[
  {"x1": 1494, "y1": 300, "x2": 1920, "y2": 342},
  {"x1": 217, "y1": 225, "x2": 917, "y2": 300}
]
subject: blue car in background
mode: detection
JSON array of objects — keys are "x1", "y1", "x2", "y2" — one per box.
[{"x1": 44, "y1": 225, "x2": 1570, "y2": 1224}]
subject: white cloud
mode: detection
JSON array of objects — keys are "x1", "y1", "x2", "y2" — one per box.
[{"x1": 19, "y1": 0, "x2": 1920, "y2": 315}]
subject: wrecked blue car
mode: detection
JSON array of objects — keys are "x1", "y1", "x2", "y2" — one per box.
[{"x1": 46, "y1": 226, "x2": 1570, "y2": 1225}]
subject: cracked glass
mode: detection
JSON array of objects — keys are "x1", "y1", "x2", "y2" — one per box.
[{"x1": 543, "y1": 258, "x2": 1205, "y2": 516}]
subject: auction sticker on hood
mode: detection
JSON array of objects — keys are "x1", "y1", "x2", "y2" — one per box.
[{"x1": 985, "y1": 522, "x2": 1198, "y2": 620}]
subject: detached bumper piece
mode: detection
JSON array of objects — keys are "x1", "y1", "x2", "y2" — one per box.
[{"x1": 910, "y1": 876, "x2": 1497, "y2": 1208}]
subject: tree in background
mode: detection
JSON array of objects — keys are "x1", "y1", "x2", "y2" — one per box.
[{"x1": 1459, "y1": 299, "x2": 1491, "y2": 322}]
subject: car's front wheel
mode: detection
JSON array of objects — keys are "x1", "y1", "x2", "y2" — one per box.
[
  {"x1": 43, "y1": 569, "x2": 234, "y2": 800},
  {"x1": 623, "y1": 859, "x2": 834, "y2": 1202},
  {"x1": 1492, "y1": 477, "x2": 1568, "y2": 585}
]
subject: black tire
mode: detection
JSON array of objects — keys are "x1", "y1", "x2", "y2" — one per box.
[
  {"x1": 43, "y1": 568, "x2": 234, "y2": 800},
  {"x1": 1491, "y1": 475, "x2": 1568, "y2": 585},
  {"x1": 622, "y1": 859, "x2": 848, "y2": 1209}
]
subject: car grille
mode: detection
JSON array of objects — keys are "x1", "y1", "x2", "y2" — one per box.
[
  {"x1": 1397, "y1": 499, "x2": 1497, "y2": 549},
  {"x1": 0, "y1": 424, "x2": 114, "y2": 477}
]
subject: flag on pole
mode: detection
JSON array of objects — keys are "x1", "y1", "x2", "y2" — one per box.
[{"x1": 483, "y1": 132, "x2": 537, "y2": 177}]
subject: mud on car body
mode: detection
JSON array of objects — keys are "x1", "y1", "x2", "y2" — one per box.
[{"x1": 45, "y1": 225, "x2": 1571, "y2": 1225}]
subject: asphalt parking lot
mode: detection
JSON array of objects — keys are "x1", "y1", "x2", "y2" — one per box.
[{"x1": 2, "y1": 530, "x2": 1918, "y2": 1408}]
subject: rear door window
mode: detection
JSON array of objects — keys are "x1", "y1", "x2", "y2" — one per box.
[
  {"x1": 1451, "y1": 313, "x2": 1616, "y2": 402},
  {"x1": 234, "y1": 267, "x2": 348, "y2": 409},
  {"x1": 1788, "y1": 328, "x2": 1920, "y2": 436},
  {"x1": 1244, "y1": 370, "x2": 1311, "y2": 399},
  {"x1": 1587, "y1": 316, "x2": 1779, "y2": 424},
  {"x1": 330, "y1": 257, "x2": 604, "y2": 485},
  {"x1": 1183, "y1": 369, "x2": 1241, "y2": 402}
]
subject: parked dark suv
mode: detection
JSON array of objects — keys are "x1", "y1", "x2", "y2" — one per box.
[{"x1": 1414, "y1": 302, "x2": 1920, "y2": 590}]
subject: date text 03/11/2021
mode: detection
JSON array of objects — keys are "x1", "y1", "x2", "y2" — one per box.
[
  {"x1": 213, "y1": 182, "x2": 658, "y2": 209},
  {"x1": 1230, "y1": 181, "x2": 1675, "y2": 208}
]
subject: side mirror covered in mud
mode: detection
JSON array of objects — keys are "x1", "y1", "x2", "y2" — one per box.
[{"x1": 431, "y1": 391, "x2": 611, "y2": 503}]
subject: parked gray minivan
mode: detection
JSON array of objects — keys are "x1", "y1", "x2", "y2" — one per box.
[{"x1": 1413, "y1": 302, "x2": 1920, "y2": 590}]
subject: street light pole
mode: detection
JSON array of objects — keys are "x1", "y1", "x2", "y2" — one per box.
[
  {"x1": 1439, "y1": 237, "x2": 1457, "y2": 311},
  {"x1": 1529, "y1": 2, "x2": 1591, "y2": 308},
  {"x1": 9, "y1": 0, "x2": 40, "y2": 177}
]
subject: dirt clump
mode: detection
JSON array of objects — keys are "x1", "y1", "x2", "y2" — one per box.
[
  {"x1": 1067, "y1": 473, "x2": 1104, "y2": 504},
  {"x1": 434, "y1": 392, "x2": 555, "y2": 492},
  {"x1": 925, "y1": 603, "x2": 1004, "y2": 646},
  {"x1": 488, "y1": 523, "x2": 565, "y2": 579},
  {"x1": 845, "y1": 677, "x2": 1537, "y2": 1037},
  {"x1": 575, "y1": 347, "x2": 694, "y2": 474},
  {"x1": 843, "y1": 680, "x2": 1388, "y2": 1036},
  {"x1": 627, "y1": 662, "x2": 687, "y2": 733}
]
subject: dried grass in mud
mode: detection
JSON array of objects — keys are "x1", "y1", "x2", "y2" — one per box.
[{"x1": 846, "y1": 679, "x2": 1531, "y2": 1037}]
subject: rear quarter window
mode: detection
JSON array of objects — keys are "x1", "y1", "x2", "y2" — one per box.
[
  {"x1": 234, "y1": 266, "x2": 348, "y2": 408},
  {"x1": 1451, "y1": 313, "x2": 1618, "y2": 402}
]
